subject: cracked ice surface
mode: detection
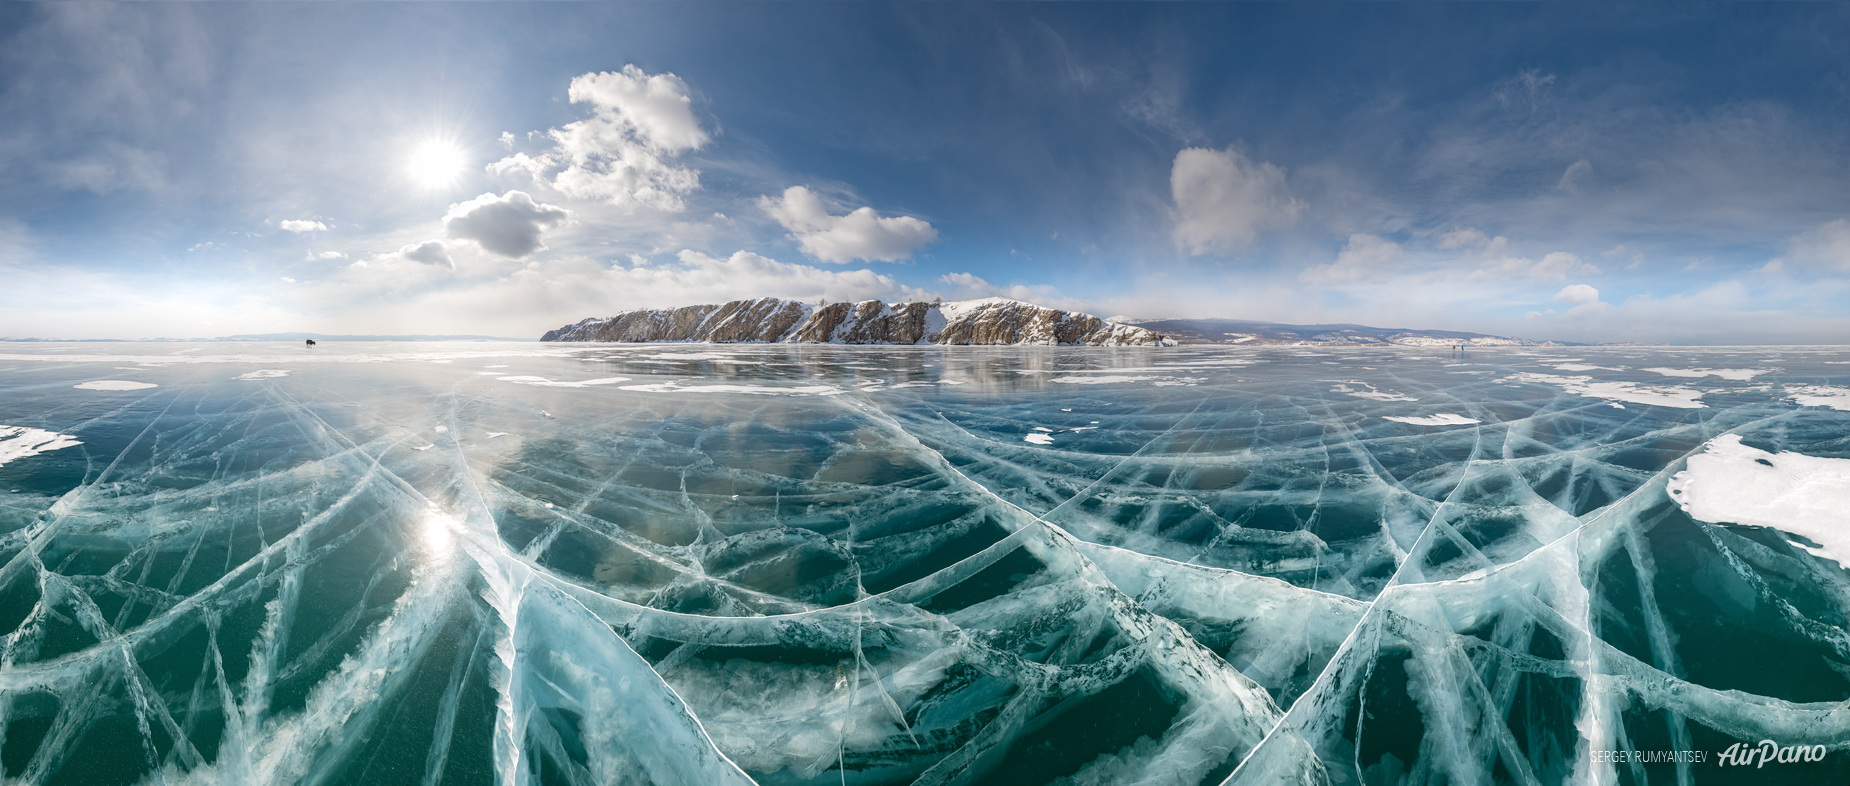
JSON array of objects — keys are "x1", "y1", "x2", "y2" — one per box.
[{"x1": 1, "y1": 341, "x2": 1849, "y2": 784}]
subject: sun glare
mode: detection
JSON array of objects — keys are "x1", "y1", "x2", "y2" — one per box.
[{"x1": 406, "y1": 141, "x2": 466, "y2": 188}]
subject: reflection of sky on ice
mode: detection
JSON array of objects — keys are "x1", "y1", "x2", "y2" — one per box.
[{"x1": 2, "y1": 341, "x2": 1850, "y2": 783}]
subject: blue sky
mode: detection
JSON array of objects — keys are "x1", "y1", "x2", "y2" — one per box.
[{"x1": 3, "y1": 3, "x2": 1850, "y2": 343}]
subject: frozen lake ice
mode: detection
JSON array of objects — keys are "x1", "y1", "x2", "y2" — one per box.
[{"x1": 1, "y1": 340, "x2": 1848, "y2": 784}]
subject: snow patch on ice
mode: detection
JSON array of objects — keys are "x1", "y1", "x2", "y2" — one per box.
[
  {"x1": 1644, "y1": 367, "x2": 1772, "y2": 381},
  {"x1": 617, "y1": 382, "x2": 842, "y2": 396},
  {"x1": 498, "y1": 376, "x2": 630, "y2": 388},
  {"x1": 1051, "y1": 376, "x2": 1151, "y2": 384},
  {"x1": 1669, "y1": 435, "x2": 1850, "y2": 566},
  {"x1": 1786, "y1": 385, "x2": 1850, "y2": 411},
  {"x1": 233, "y1": 369, "x2": 291, "y2": 380},
  {"x1": 1382, "y1": 414, "x2": 1480, "y2": 426},
  {"x1": 1501, "y1": 372, "x2": 1705, "y2": 409},
  {"x1": 1330, "y1": 382, "x2": 1417, "y2": 402},
  {"x1": 0, "y1": 425, "x2": 82, "y2": 467},
  {"x1": 74, "y1": 380, "x2": 158, "y2": 391}
]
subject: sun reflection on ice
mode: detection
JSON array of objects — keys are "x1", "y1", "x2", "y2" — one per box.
[{"x1": 419, "y1": 502, "x2": 456, "y2": 555}]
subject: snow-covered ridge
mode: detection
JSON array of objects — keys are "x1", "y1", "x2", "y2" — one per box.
[{"x1": 540, "y1": 297, "x2": 1176, "y2": 346}]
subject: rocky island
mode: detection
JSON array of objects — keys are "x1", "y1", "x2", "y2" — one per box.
[{"x1": 540, "y1": 297, "x2": 1174, "y2": 346}]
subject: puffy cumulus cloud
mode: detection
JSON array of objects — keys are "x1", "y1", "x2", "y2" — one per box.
[
  {"x1": 341, "y1": 240, "x2": 457, "y2": 288},
  {"x1": 1554, "y1": 283, "x2": 1600, "y2": 304},
  {"x1": 394, "y1": 240, "x2": 453, "y2": 270},
  {"x1": 760, "y1": 186, "x2": 938, "y2": 263},
  {"x1": 567, "y1": 67, "x2": 709, "y2": 153},
  {"x1": 1770, "y1": 218, "x2": 1850, "y2": 273},
  {"x1": 1170, "y1": 147, "x2": 1303, "y2": 255},
  {"x1": 487, "y1": 66, "x2": 707, "y2": 210},
  {"x1": 278, "y1": 220, "x2": 327, "y2": 233},
  {"x1": 1299, "y1": 234, "x2": 1404, "y2": 284},
  {"x1": 443, "y1": 191, "x2": 572, "y2": 258}
]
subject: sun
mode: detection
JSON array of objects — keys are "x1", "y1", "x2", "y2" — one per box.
[{"x1": 406, "y1": 141, "x2": 466, "y2": 188}]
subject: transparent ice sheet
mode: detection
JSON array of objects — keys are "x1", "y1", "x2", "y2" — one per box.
[{"x1": 0, "y1": 342, "x2": 1847, "y2": 784}]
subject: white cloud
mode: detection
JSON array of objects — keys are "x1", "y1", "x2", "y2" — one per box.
[
  {"x1": 487, "y1": 66, "x2": 708, "y2": 210},
  {"x1": 937, "y1": 271, "x2": 1084, "y2": 309},
  {"x1": 443, "y1": 191, "x2": 572, "y2": 258},
  {"x1": 278, "y1": 219, "x2": 328, "y2": 233},
  {"x1": 53, "y1": 142, "x2": 166, "y2": 194},
  {"x1": 1472, "y1": 249, "x2": 1599, "y2": 281},
  {"x1": 1534, "y1": 252, "x2": 1595, "y2": 279},
  {"x1": 940, "y1": 272, "x2": 990, "y2": 290},
  {"x1": 293, "y1": 250, "x2": 938, "y2": 336},
  {"x1": 1556, "y1": 159, "x2": 1593, "y2": 193},
  {"x1": 311, "y1": 250, "x2": 346, "y2": 260},
  {"x1": 760, "y1": 186, "x2": 938, "y2": 263},
  {"x1": 1300, "y1": 233, "x2": 1404, "y2": 284},
  {"x1": 395, "y1": 240, "x2": 453, "y2": 270},
  {"x1": 1779, "y1": 218, "x2": 1850, "y2": 273},
  {"x1": 498, "y1": 132, "x2": 515, "y2": 149},
  {"x1": 1493, "y1": 69, "x2": 1555, "y2": 110},
  {"x1": 1171, "y1": 147, "x2": 1303, "y2": 255},
  {"x1": 1554, "y1": 283, "x2": 1600, "y2": 304},
  {"x1": 567, "y1": 67, "x2": 709, "y2": 153},
  {"x1": 1437, "y1": 227, "x2": 1490, "y2": 249},
  {"x1": 280, "y1": 277, "x2": 296, "y2": 284}
]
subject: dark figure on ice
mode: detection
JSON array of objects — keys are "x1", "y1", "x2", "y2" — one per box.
[{"x1": 305, "y1": 339, "x2": 317, "y2": 347}]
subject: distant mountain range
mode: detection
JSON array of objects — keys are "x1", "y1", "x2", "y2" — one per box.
[{"x1": 1107, "y1": 317, "x2": 1578, "y2": 347}]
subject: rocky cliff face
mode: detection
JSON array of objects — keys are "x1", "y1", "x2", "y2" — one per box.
[{"x1": 540, "y1": 297, "x2": 1174, "y2": 346}]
